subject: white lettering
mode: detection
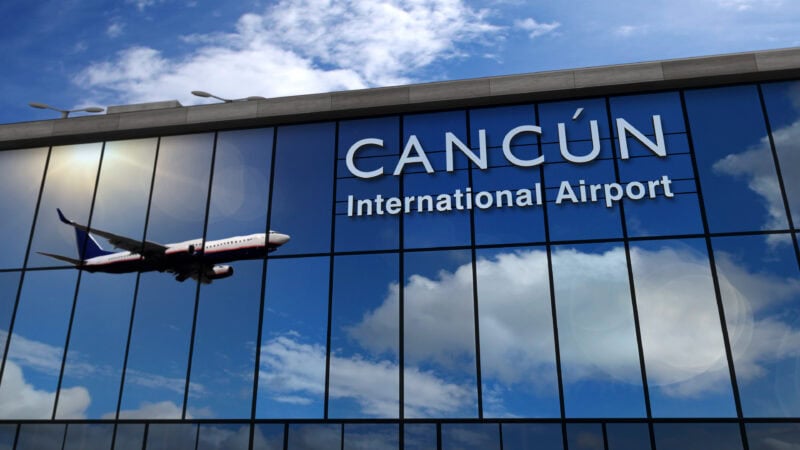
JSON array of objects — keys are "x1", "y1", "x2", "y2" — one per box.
[
  {"x1": 617, "y1": 115, "x2": 666, "y2": 159},
  {"x1": 475, "y1": 191, "x2": 493, "y2": 209},
  {"x1": 604, "y1": 183, "x2": 624, "y2": 208},
  {"x1": 446, "y1": 131, "x2": 487, "y2": 172},
  {"x1": 558, "y1": 120, "x2": 601, "y2": 163},
  {"x1": 502, "y1": 125, "x2": 544, "y2": 167},
  {"x1": 394, "y1": 135, "x2": 434, "y2": 175},
  {"x1": 346, "y1": 138, "x2": 385, "y2": 179},
  {"x1": 556, "y1": 181, "x2": 578, "y2": 204}
]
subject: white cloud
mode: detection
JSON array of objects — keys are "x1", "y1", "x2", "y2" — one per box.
[
  {"x1": 614, "y1": 25, "x2": 647, "y2": 37},
  {"x1": 258, "y1": 243, "x2": 800, "y2": 417},
  {"x1": 0, "y1": 361, "x2": 90, "y2": 419},
  {"x1": 113, "y1": 400, "x2": 184, "y2": 419},
  {"x1": 259, "y1": 335, "x2": 475, "y2": 417},
  {"x1": 106, "y1": 21, "x2": 125, "y2": 39},
  {"x1": 716, "y1": 0, "x2": 783, "y2": 11},
  {"x1": 712, "y1": 119, "x2": 800, "y2": 244},
  {"x1": 127, "y1": 0, "x2": 159, "y2": 11},
  {"x1": 514, "y1": 18, "x2": 560, "y2": 39},
  {"x1": 76, "y1": 0, "x2": 500, "y2": 106},
  {"x1": 349, "y1": 245, "x2": 800, "y2": 399}
]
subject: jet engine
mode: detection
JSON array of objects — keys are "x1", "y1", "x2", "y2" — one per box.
[{"x1": 208, "y1": 265, "x2": 234, "y2": 280}]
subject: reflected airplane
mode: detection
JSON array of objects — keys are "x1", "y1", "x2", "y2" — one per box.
[{"x1": 38, "y1": 209, "x2": 290, "y2": 283}]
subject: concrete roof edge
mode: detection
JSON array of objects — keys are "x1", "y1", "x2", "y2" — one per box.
[{"x1": 1, "y1": 47, "x2": 799, "y2": 150}]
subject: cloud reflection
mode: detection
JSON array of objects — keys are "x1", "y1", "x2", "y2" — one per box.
[
  {"x1": 262, "y1": 244, "x2": 800, "y2": 417},
  {"x1": 712, "y1": 118, "x2": 800, "y2": 243}
]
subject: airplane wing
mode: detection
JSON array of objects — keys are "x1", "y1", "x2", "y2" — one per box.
[{"x1": 57, "y1": 208, "x2": 169, "y2": 258}]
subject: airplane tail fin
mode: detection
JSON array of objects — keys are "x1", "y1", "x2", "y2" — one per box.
[{"x1": 57, "y1": 208, "x2": 114, "y2": 260}]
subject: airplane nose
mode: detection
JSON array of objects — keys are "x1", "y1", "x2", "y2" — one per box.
[{"x1": 272, "y1": 232, "x2": 290, "y2": 246}]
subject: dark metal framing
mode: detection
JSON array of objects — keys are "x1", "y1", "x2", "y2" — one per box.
[{"x1": 0, "y1": 79, "x2": 798, "y2": 450}]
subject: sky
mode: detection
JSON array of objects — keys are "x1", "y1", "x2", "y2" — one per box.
[{"x1": 1, "y1": 0, "x2": 799, "y2": 124}]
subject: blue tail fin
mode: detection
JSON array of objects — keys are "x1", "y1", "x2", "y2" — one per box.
[
  {"x1": 57, "y1": 209, "x2": 113, "y2": 260},
  {"x1": 74, "y1": 227, "x2": 113, "y2": 259}
]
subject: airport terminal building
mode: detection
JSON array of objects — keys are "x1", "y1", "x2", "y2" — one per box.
[{"x1": 0, "y1": 48, "x2": 798, "y2": 449}]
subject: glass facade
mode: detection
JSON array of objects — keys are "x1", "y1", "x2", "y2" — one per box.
[{"x1": 0, "y1": 79, "x2": 798, "y2": 449}]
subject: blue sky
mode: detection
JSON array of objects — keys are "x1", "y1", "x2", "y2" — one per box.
[{"x1": 1, "y1": 0, "x2": 799, "y2": 124}]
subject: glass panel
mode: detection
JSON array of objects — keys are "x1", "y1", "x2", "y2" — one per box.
[
  {"x1": 566, "y1": 423, "x2": 603, "y2": 450},
  {"x1": 252, "y1": 424, "x2": 285, "y2": 450},
  {"x1": 403, "y1": 111, "x2": 471, "y2": 249},
  {"x1": 58, "y1": 138, "x2": 156, "y2": 420},
  {"x1": 631, "y1": 239, "x2": 736, "y2": 417},
  {"x1": 197, "y1": 424, "x2": 251, "y2": 450},
  {"x1": 187, "y1": 128, "x2": 273, "y2": 420},
  {"x1": 761, "y1": 81, "x2": 800, "y2": 227},
  {"x1": 0, "y1": 272, "x2": 21, "y2": 365},
  {"x1": 0, "y1": 429, "x2": 14, "y2": 450},
  {"x1": 146, "y1": 424, "x2": 197, "y2": 450},
  {"x1": 0, "y1": 270, "x2": 78, "y2": 419},
  {"x1": 28, "y1": 144, "x2": 102, "y2": 268},
  {"x1": 605, "y1": 423, "x2": 651, "y2": 450},
  {"x1": 287, "y1": 424, "x2": 340, "y2": 450},
  {"x1": 685, "y1": 85, "x2": 788, "y2": 233},
  {"x1": 539, "y1": 98, "x2": 620, "y2": 241},
  {"x1": 257, "y1": 256, "x2": 329, "y2": 418},
  {"x1": 63, "y1": 423, "x2": 114, "y2": 450},
  {"x1": 712, "y1": 235, "x2": 800, "y2": 417},
  {"x1": 0, "y1": 424, "x2": 14, "y2": 450},
  {"x1": 58, "y1": 273, "x2": 138, "y2": 419},
  {"x1": 746, "y1": 423, "x2": 800, "y2": 449},
  {"x1": 617, "y1": 135, "x2": 702, "y2": 237},
  {"x1": 469, "y1": 105, "x2": 545, "y2": 246},
  {"x1": 119, "y1": 133, "x2": 214, "y2": 419},
  {"x1": 336, "y1": 117, "x2": 400, "y2": 252},
  {"x1": 475, "y1": 247, "x2": 559, "y2": 418},
  {"x1": 329, "y1": 253, "x2": 399, "y2": 418},
  {"x1": 270, "y1": 123, "x2": 335, "y2": 255},
  {"x1": 441, "y1": 423, "x2": 500, "y2": 450},
  {"x1": 344, "y1": 424, "x2": 398, "y2": 450},
  {"x1": 0, "y1": 147, "x2": 47, "y2": 269},
  {"x1": 113, "y1": 424, "x2": 144, "y2": 450},
  {"x1": 544, "y1": 141, "x2": 622, "y2": 241},
  {"x1": 404, "y1": 250, "x2": 478, "y2": 418},
  {"x1": 502, "y1": 423, "x2": 562, "y2": 450},
  {"x1": 609, "y1": 90, "x2": 705, "y2": 237},
  {"x1": 653, "y1": 423, "x2": 742, "y2": 450},
  {"x1": 552, "y1": 243, "x2": 645, "y2": 418},
  {"x1": 403, "y1": 424, "x2": 436, "y2": 450},
  {"x1": 15, "y1": 424, "x2": 64, "y2": 450}
]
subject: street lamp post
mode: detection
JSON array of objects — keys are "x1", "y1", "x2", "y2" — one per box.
[
  {"x1": 29, "y1": 102, "x2": 105, "y2": 119},
  {"x1": 191, "y1": 91, "x2": 266, "y2": 103}
]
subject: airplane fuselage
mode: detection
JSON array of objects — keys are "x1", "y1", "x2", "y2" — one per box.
[
  {"x1": 39, "y1": 208, "x2": 291, "y2": 283},
  {"x1": 81, "y1": 232, "x2": 285, "y2": 275}
]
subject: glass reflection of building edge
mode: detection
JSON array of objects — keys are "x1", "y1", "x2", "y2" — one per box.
[{"x1": 0, "y1": 48, "x2": 799, "y2": 450}]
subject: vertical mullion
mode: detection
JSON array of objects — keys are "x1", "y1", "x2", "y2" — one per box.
[
  {"x1": 52, "y1": 141, "x2": 106, "y2": 419},
  {"x1": 0, "y1": 145, "x2": 52, "y2": 389},
  {"x1": 399, "y1": 116, "x2": 406, "y2": 426},
  {"x1": 535, "y1": 102, "x2": 568, "y2": 450},
  {"x1": 324, "y1": 122, "x2": 340, "y2": 419},
  {"x1": 115, "y1": 137, "x2": 162, "y2": 420},
  {"x1": 756, "y1": 83, "x2": 800, "y2": 265},
  {"x1": 250, "y1": 128, "x2": 279, "y2": 447},
  {"x1": 680, "y1": 89, "x2": 749, "y2": 450},
  {"x1": 182, "y1": 132, "x2": 219, "y2": 419},
  {"x1": 465, "y1": 109, "x2": 484, "y2": 419},
  {"x1": 604, "y1": 97, "x2": 656, "y2": 450}
]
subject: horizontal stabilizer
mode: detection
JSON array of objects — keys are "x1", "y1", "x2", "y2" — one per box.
[{"x1": 37, "y1": 252, "x2": 81, "y2": 266}]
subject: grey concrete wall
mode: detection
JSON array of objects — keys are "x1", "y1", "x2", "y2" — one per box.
[{"x1": 2, "y1": 47, "x2": 799, "y2": 150}]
